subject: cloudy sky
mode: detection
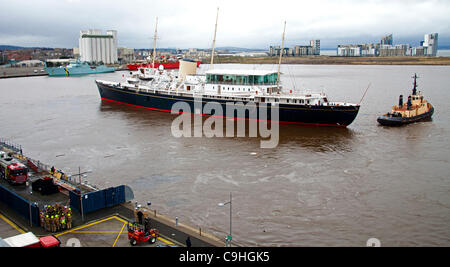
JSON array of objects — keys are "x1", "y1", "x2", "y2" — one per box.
[{"x1": 1, "y1": 0, "x2": 449, "y2": 49}]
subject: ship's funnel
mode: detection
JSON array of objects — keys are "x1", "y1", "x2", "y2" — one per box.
[{"x1": 178, "y1": 59, "x2": 197, "y2": 81}]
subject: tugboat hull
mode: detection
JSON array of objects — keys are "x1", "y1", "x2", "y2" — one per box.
[{"x1": 377, "y1": 106, "x2": 434, "y2": 126}]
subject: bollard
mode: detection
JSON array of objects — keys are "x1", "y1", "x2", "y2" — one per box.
[
  {"x1": 199, "y1": 227, "x2": 202, "y2": 236},
  {"x1": 175, "y1": 217, "x2": 178, "y2": 227}
]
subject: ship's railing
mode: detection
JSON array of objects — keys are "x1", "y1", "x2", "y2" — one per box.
[
  {"x1": 207, "y1": 81, "x2": 278, "y2": 86},
  {"x1": 0, "y1": 138, "x2": 22, "y2": 154}
]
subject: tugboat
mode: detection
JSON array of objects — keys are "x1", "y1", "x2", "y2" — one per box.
[{"x1": 377, "y1": 74, "x2": 434, "y2": 126}]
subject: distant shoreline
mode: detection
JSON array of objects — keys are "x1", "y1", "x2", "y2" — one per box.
[{"x1": 202, "y1": 56, "x2": 450, "y2": 66}]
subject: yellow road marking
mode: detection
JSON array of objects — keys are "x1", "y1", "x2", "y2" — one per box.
[
  {"x1": 112, "y1": 216, "x2": 128, "y2": 224},
  {"x1": 71, "y1": 231, "x2": 125, "y2": 234},
  {"x1": 55, "y1": 215, "x2": 177, "y2": 246},
  {"x1": 157, "y1": 236, "x2": 174, "y2": 245},
  {"x1": 112, "y1": 222, "x2": 127, "y2": 247},
  {"x1": 0, "y1": 213, "x2": 25, "y2": 234},
  {"x1": 55, "y1": 216, "x2": 117, "y2": 237}
]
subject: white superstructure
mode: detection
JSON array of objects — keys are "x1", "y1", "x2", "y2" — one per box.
[{"x1": 79, "y1": 29, "x2": 118, "y2": 64}]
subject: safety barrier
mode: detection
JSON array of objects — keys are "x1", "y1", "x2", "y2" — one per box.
[
  {"x1": 1, "y1": 138, "x2": 82, "y2": 189},
  {"x1": 69, "y1": 185, "x2": 132, "y2": 214},
  {"x1": 0, "y1": 184, "x2": 40, "y2": 226},
  {"x1": 0, "y1": 139, "x2": 22, "y2": 154}
]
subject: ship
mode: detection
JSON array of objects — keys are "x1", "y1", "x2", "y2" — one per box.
[
  {"x1": 95, "y1": 14, "x2": 360, "y2": 127},
  {"x1": 127, "y1": 61, "x2": 201, "y2": 71},
  {"x1": 44, "y1": 59, "x2": 115, "y2": 77},
  {"x1": 377, "y1": 74, "x2": 434, "y2": 126},
  {"x1": 96, "y1": 59, "x2": 360, "y2": 127}
]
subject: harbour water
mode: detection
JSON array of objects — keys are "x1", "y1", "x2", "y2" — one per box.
[{"x1": 0, "y1": 64, "x2": 449, "y2": 246}]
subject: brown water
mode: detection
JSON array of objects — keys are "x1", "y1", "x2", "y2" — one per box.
[{"x1": 1, "y1": 64, "x2": 449, "y2": 246}]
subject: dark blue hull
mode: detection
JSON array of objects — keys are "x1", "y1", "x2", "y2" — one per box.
[
  {"x1": 377, "y1": 106, "x2": 434, "y2": 126},
  {"x1": 96, "y1": 81, "x2": 360, "y2": 127}
]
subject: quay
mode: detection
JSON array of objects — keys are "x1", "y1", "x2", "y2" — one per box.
[
  {"x1": 0, "y1": 140, "x2": 224, "y2": 247},
  {"x1": 0, "y1": 67, "x2": 48, "y2": 79},
  {"x1": 0, "y1": 65, "x2": 130, "y2": 79}
]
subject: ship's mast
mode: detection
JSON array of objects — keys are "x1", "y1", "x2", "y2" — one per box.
[
  {"x1": 412, "y1": 73, "x2": 418, "y2": 95},
  {"x1": 151, "y1": 17, "x2": 158, "y2": 69},
  {"x1": 210, "y1": 7, "x2": 219, "y2": 70},
  {"x1": 277, "y1": 21, "x2": 286, "y2": 90}
]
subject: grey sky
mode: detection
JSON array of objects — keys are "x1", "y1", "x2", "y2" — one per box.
[{"x1": 1, "y1": 0, "x2": 449, "y2": 49}]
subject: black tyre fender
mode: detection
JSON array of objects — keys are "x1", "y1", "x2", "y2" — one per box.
[
  {"x1": 130, "y1": 239, "x2": 137, "y2": 246},
  {"x1": 149, "y1": 237, "x2": 156, "y2": 244}
]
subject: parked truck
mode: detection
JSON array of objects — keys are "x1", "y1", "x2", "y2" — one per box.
[
  {"x1": 0, "y1": 151, "x2": 28, "y2": 184},
  {"x1": 0, "y1": 232, "x2": 60, "y2": 247}
]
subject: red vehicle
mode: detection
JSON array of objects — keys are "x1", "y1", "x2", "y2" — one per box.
[
  {"x1": 127, "y1": 222, "x2": 159, "y2": 246},
  {"x1": 0, "y1": 155, "x2": 28, "y2": 184},
  {"x1": 127, "y1": 60, "x2": 201, "y2": 71},
  {"x1": 37, "y1": 235, "x2": 61, "y2": 247},
  {"x1": 1, "y1": 232, "x2": 60, "y2": 247}
]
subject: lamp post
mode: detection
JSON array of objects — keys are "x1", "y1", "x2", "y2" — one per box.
[
  {"x1": 218, "y1": 192, "x2": 232, "y2": 247},
  {"x1": 67, "y1": 167, "x2": 92, "y2": 222},
  {"x1": 27, "y1": 180, "x2": 34, "y2": 227}
]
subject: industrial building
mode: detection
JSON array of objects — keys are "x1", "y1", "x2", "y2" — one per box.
[{"x1": 79, "y1": 29, "x2": 118, "y2": 64}]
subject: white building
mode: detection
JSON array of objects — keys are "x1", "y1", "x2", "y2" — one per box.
[
  {"x1": 310, "y1": 40, "x2": 320, "y2": 55},
  {"x1": 73, "y1": 47, "x2": 80, "y2": 58},
  {"x1": 79, "y1": 29, "x2": 118, "y2": 64},
  {"x1": 337, "y1": 45, "x2": 361, "y2": 56},
  {"x1": 118, "y1": 47, "x2": 135, "y2": 63},
  {"x1": 423, "y1": 33, "x2": 438, "y2": 56}
]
